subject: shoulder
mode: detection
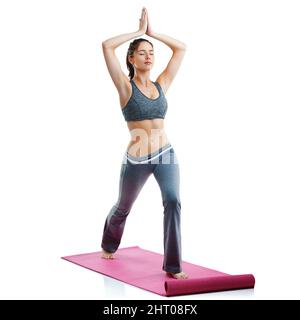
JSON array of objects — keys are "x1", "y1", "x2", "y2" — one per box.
[
  {"x1": 154, "y1": 80, "x2": 163, "y2": 94},
  {"x1": 155, "y1": 77, "x2": 168, "y2": 95},
  {"x1": 119, "y1": 77, "x2": 133, "y2": 109}
]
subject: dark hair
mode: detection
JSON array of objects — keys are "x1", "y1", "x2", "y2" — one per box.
[{"x1": 126, "y1": 38, "x2": 153, "y2": 80}]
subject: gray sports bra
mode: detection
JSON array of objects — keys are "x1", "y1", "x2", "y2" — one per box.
[{"x1": 121, "y1": 79, "x2": 168, "y2": 122}]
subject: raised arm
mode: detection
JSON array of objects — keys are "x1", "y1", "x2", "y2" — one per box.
[
  {"x1": 101, "y1": 8, "x2": 147, "y2": 95},
  {"x1": 145, "y1": 8, "x2": 187, "y2": 94}
]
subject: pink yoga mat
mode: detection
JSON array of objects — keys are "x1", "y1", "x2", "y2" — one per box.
[{"x1": 62, "y1": 246, "x2": 255, "y2": 297}]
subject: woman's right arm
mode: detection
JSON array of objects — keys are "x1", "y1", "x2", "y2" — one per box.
[
  {"x1": 102, "y1": 30, "x2": 143, "y2": 50},
  {"x1": 101, "y1": 31, "x2": 142, "y2": 90},
  {"x1": 101, "y1": 8, "x2": 147, "y2": 95}
]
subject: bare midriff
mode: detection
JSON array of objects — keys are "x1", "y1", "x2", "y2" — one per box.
[{"x1": 126, "y1": 118, "x2": 170, "y2": 157}]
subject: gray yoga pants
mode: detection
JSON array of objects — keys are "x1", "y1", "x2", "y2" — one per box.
[{"x1": 101, "y1": 142, "x2": 182, "y2": 273}]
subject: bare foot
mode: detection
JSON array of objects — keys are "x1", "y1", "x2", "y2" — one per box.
[
  {"x1": 167, "y1": 271, "x2": 189, "y2": 279},
  {"x1": 101, "y1": 249, "x2": 114, "y2": 259}
]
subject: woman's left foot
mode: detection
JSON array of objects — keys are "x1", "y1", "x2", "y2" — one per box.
[{"x1": 167, "y1": 271, "x2": 188, "y2": 279}]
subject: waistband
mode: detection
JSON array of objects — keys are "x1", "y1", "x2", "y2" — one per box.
[{"x1": 125, "y1": 142, "x2": 173, "y2": 164}]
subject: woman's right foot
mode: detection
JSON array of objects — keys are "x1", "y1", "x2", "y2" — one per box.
[{"x1": 101, "y1": 249, "x2": 114, "y2": 259}]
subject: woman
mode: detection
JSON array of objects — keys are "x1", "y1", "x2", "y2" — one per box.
[{"x1": 100, "y1": 7, "x2": 188, "y2": 279}]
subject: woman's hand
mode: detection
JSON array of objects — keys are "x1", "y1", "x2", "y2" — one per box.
[
  {"x1": 138, "y1": 7, "x2": 148, "y2": 34},
  {"x1": 145, "y1": 8, "x2": 154, "y2": 37}
]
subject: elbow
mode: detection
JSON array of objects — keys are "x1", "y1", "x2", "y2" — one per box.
[
  {"x1": 102, "y1": 41, "x2": 108, "y2": 49},
  {"x1": 102, "y1": 41, "x2": 112, "y2": 50},
  {"x1": 102, "y1": 41, "x2": 115, "y2": 51},
  {"x1": 174, "y1": 43, "x2": 187, "y2": 52},
  {"x1": 173, "y1": 44, "x2": 187, "y2": 53}
]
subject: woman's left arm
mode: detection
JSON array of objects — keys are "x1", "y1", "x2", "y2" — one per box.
[
  {"x1": 145, "y1": 8, "x2": 187, "y2": 93},
  {"x1": 148, "y1": 32, "x2": 187, "y2": 51},
  {"x1": 145, "y1": 8, "x2": 186, "y2": 51}
]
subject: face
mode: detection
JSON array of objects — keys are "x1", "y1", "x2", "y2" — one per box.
[{"x1": 129, "y1": 41, "x2": 154, "y2": 71}]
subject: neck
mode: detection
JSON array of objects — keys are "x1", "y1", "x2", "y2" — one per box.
[{"x1": 133, "y1": 73, "x2": 151, "y2": 87}]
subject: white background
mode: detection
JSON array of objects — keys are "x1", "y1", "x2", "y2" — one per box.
[{"x1": 0, "y1": 0, "x2": 299, "y2": 299}]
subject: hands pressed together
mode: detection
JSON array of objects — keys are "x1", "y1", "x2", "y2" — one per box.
[{"x1": 138, "y1": 7, "x2": 154, "y2": 36}]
